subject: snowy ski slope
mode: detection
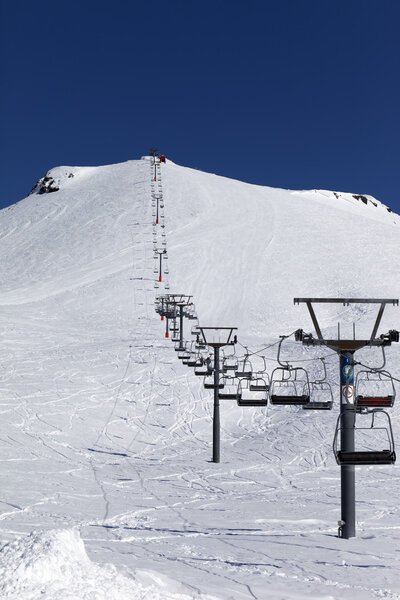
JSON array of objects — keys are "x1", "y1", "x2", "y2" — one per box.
[{"x1": 0, "y1": 157, "x2": 400, "y2": 599}]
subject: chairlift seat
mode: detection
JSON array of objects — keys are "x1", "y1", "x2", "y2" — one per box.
[
  {"x1": 249, "y1": 383, "x2": 269, "y2": 392},
  {"x1": 303, "y1": 401, "x2": 333, "y2": 410},
  {"x1": 235, "y1": 370, "x2": 252, "y2": 379},
  {"x1": 219, "y1": 390, "x2": 240, "y2": 400},
  {"x1": 270, "y1": 394, "x2": 310, "y2": 405},
  {"x1": 204, "y1": 382, "x2": 224, "y2": 389},
  {"x1": 356, "y1": 395, "x2": 394, "y2": 408},
  {"x1": 237, "y1": 398, "x2": 268, "y2": 407},
  {"x1": 336, "y1": 450, "x2": 396, "y2": 465},
  {"x1": 195, "y1": 367, "x2": 212, "y2": 376}
]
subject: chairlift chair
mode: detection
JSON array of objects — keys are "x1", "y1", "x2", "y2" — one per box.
[
  {"x1": 235, "y1": 354, "x2": 253, "y2": 379},
  {"x1": 355, "y1": 369, "x2": 395, "y2": 410},
  {"x1": 333, "y1": 409, "x2": 396, "y2": 465},
  {"x1": 303, "y1": 381, "x2": 333, "y2": 410},
  {"x1": 237, "y1": 378, "x2": 268, "y2": 406},
  {"x1": 218, "y1": 376, "x2": 241, "y2": 400},
  {"x1": 203, "y1": 374, "x2": 224, "y2": 390},
  {"x1": 269, "y1": 367, "x2": 310, "y2": 405},
  {"x1": 249, "y1": 376, "x2": 270, "y2": 392},
  {"x1": 223, "y1": 356, "x2": 239, "y2": 372},
  {"x1": 302, "y1": 359, "x2": 333, "y2": 410},
  {"x1": 187, "y1": 353, "x2": 198, "y2": 367},
  {"x1": 194, "y1": 358, "x2": 212, "y2": 377},
  {"x1": 180, "y1": 352, "x2": 191, "y2": 364}
]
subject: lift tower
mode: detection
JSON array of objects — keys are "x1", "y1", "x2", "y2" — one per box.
[
  {"x1": 294, "y1": 298, "x2": 399, "y2": 539},
  {"x1": 199, "y1": 327, "x2": 237, "y2": 463}
]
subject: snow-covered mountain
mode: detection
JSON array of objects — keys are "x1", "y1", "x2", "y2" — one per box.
[{"x1": 0, "y1": 157, "x2": 399, "y2": 600}]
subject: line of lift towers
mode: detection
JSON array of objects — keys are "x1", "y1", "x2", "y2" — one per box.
[
  {"x1": 149, "y1": 151, "x2": 399, "y2": 540},
  {"x1": 155, "y1": 295, "x2": 399, "y2": 540}
]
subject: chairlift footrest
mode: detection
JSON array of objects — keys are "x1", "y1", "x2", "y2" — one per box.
[
  {"x1": 337, "y1": 450, "x2": 396, "y2": 465},
  {"x1": 237, "y1": 400, "x2": 268, "y2": 407},
  {"x1": 270, "y1": 395, "x2": 310, "y2": 405},
  {"x1": 303, "y1": 401, "x2": 333, "y2": 410}
]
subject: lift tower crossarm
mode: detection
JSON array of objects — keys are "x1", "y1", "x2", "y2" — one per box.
[
  {"x1": 294, "y1": 298, "x2": 399, "y2": 351},
  {"x1": 294, "y1": 298, "x2": 399, "y2": 305}
]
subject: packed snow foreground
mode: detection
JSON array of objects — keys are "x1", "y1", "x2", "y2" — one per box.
[{"x1": 0, "y1": 156, "x2": 399, "y2": 599}]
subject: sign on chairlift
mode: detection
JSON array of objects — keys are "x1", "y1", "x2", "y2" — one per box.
[{"x1": 341, "y1": 385, "x2": 354, "y2": 403}]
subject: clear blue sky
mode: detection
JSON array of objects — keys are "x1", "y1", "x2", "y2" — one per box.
[{"x1": 1, "y1": 0, "x2": 399, "y2": 212}]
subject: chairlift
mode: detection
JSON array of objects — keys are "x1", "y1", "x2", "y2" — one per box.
[
  {"x1": 223, "y1": 356, "x2": 239, "y2": 372},
  {"x1": 180, "y1": 351, "x2": 191, "y2": 364},
  {"x1": 303, "y1": 359, "x2": 333, "y2": 410},
  {"x1": 196, "y1": 340, "x2": 207, "y2": 350},
  {"x1": 237, "y1": 378, "x2": 268, "y2": 407},
  {"x1": 194, "y1": 358, "x2": 212, "y2": 376},
  {"x1": 203, "y1": 374, "x2": 224, "y2": 390},
  {"x1": 235, "y1": 352, "x2": 253, "y2": 379},
  {"x1": 217, "y1": 376, "x2": 240, "y2": 399},
  {"x1": 187, "y1": 353, "x2": 198, "y2": 367},
  {"x1": 249, "y1": 376, "x2": 270, "y2": 392},
  {"x1": 333, "y1": 409, "x2": 396, "y2": 465},
  {"x1": 195, "y1": 334, "x2": 207, "y2": 350},
  {"x1": 269, "y1": 336, "x2": 310, "y2": 405},
  {"x1": 355, "y1": 369, "x2": 395, "y2": 410},
  {"x1": 270, "y1": 367, "x2": 310, "y2": 405}
]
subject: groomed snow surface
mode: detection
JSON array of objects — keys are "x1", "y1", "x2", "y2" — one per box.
[{"x1": 0, "y1": 157, "x2": 399, "y2": 599}]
